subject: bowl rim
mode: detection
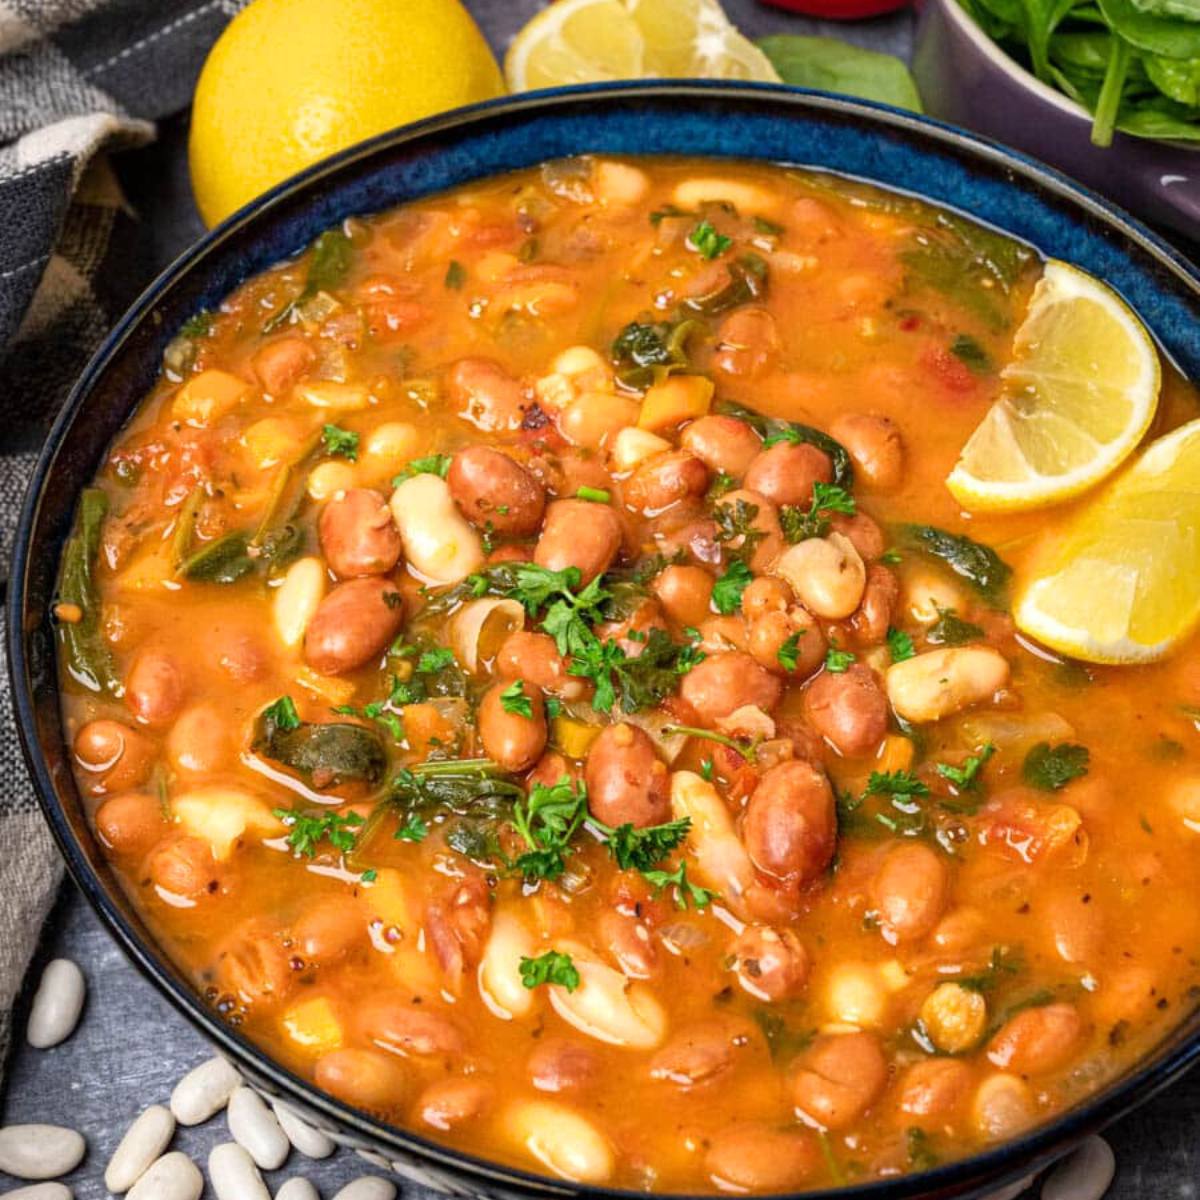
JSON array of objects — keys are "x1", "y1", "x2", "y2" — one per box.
[{"x1": 10, "y1": 79, "x2": 1200, "y2": 1200}]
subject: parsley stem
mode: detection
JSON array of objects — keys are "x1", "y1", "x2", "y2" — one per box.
[
  {"x1": 576, "y1": 486, "x2": 611, "y2": 504},
  {"x1": 662, "y1": 724, "x2": 760, "y2": 763}
]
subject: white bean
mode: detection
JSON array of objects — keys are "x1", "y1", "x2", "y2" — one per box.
[
  {"x1": 273, "y1": 557, "x2": 327, "y2": 649},
  {"x1": 104, "y1": 1104, "x2": 175, "y2": 1193},
  {"x1": 389, "y1": 473, "x2": 483, "y2": 584},
  {"x1": 772, "y1": 533, "x2": 866, "y2": 619},
  {"x1": 126, "y1": 1152, "x2": 203, "y2": 1200},
  {"x1": 209, "y1": 1142, "x2": 270, "y2": 1200},
  {"x1": 548, "y1": 943, "x2": 666, "y2": 1049},
  {"x1": 170, "y1": 1055, "x2": 243, "y2": 1125},
  {"x1": 478, "y1": 907, "x2": 538, "y2": 1020},
  {"x1": 26, "y1": 960, "x2": 85, "y2": 1050},
  {"x1": 276, "y1": 1181, "x2": 320, "y2": 1200},
  {"x1": 0, "y1": 1126, "x2": 84, "y2": 1180},
  {"x1": 503, "y1": 1099, "x2": 614, "y2": 1184},
  {"x1": 0, "y1": 1186, "x2": 73, "y2": 1200},
  {"x1": 331, "y1": 1180, "x2": 397, "y2": 1200},
  {"x1": 1042, "y1": 1136, "x2": 1115, "y2": 1200},
  {"x1": 227, "y1": 1086, "x2": 289, "y2": 1170},
  {"x1": 886, "y1": 646, "x2": 1010, "y2": 724},
  {"x1": 272, "y1": 1102, "x2": 335, "y2": 1159},
  {"x1": 670, "y1": 770, "x2": 757, "y2": 919}
]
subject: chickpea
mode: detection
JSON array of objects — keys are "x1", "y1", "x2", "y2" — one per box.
[
  {"x1": 920, "y1": 983, "x2": 987, "y2": 1054},
  {"x1": 292, "y1": 895, "x2": 366, "y2": 964},
  {"x1": 731, "y1": 925, "x2": 810, "y2": 1001},
  {"x1": 712, "y1": 488, "x2": 783, "y2": 573},
  {"x1": 742, "y1": 760, "x2": 836, "y2": 886},
  {"x1": 987, "y1": 1003, "x2": 1083, "y2": 1075},
  {"x1": 825, "y1": 962, "x2": 889, "y2": 1028},
  {"x1": 680, "y1": 415, "x2": 762, "y2": 476},
  {"x1": 804, "y1": 663, "x2": 888, "y2": 758},
  {"x1": 899, "y1": 1058, "x2": 974, "y2": 1122},
  {"x1": 359, "y1": 998, "x2": 466, "y2": 1057},
  {"x1": 535, "y1": 499, "x2": 622, "y2": 584},
  {"x1": 416, "y1": 1078, "x2": 492, "y2": 1131},
  {"x1": 147, "y1": 835, "x2": 218, "y2": 900},
  {"x1": 871, "y1": 842, "x2": 949, "y2": 944},
  {"x1": 304, "y1": 577, "x2": 405, "y2": 676},
  {"x1": 972, "y1": 1073, "x2": 1036, "y2": 1141},
  {"x1": 679, "y1": 650, "x2": 782, "y2": 727},
  {"x1": 830, "y1": 413, "x2": 904, "y2": 490},
  {"x1": 585, "y1": 724, "x2": 671, "y2": 829},
  {"x1": 652, "y1": 564, "x2": 714, "y2": 627},
  {"x1": 712, "y1": 307, "x2": 781, "y2": 379},
  {"x1": 166, "y1": 704, "x2": 231, "y2": 777},
  {"x1": 447, "y1": 446, "x2": 546, "y2": 536},
  {"x1": 744, "y1": 442, "x2": 833, "y2": 508},
  {"x1": 886, "y1": 646, "x2": 1010, "y2": 723},
  {"x1": 559, "y1": 392, "x2": 641, "y2": 450},
  {"x1": 74, "y1": 719, "x2": 154, "y2": 792},
  {"x1": 741, "y1": 575, "x2": 792, "y2": 621},
  {"x1": 649, "y1": 1020, "x2": 743, "y2": 1087},
  {"x1": 528, "y1": 1038, "x2": 600, "y2": 1093},
  {"x1": 95, "y1": 791, "x2": 165, "y2": 858},
  {"x1": 478, "y1": 680, "x2": 547, "y2": 773},
  {"x1": 496, "y1": 631, "x2": 584, "y2": 699},
  {"x1": 125, "y1": 650, "x2": 184, "y2": 727},
  {"x1": 598, "y1": 909, "x2": 657, "y2": 979},
  {"x1": 214, "y1": 921, "x2": 294, "y2": 1007},
  {"x1": 792, "y1": 1031, "x2": 888, "y2": 1130},
  {"x1": 318, "y1": 488, "x2": 402, "y2": 579},
  {"x1": 447, "y1": 358, "x2": 528, "y2": 432},
  {"x1": 705, "y1": 1125, "x2": 818, "y2": 1192},
  {"x1": 748, "y1": 607, "x2": 825, "y2": 678},
  {"x1": 773, "y1": 533, "x2": 866, "y2": 620},
  {"x1": 851, "y1": 564, "x2": 899, "y2": 646},
  {"x1": 315, "y1": 1047, "x2": 410, "y2": 1110},
  {"x1": 623, "y1": 450, "x2": 709, "y2": 515}
]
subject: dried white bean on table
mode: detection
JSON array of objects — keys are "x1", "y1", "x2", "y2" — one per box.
[
  {"x1": 227, "y1": 1086, "x2": 290, "y2": 1169},
  {"x1": 332, "y1": 1179, "x2": 398, "y2": 1200},
  {"x1": 273, "y1": 1102, "x2": 335, "y2": 1159},
  {"x1": 125, "y1": 1151, "x2": 203, "y2": 1200},
  {"x1": 1043, "y1": 1137, "x2": 1116, "y2": 1200},
  {"x1": 0, "y1": 1185, "x2": 74, "y2": 1200},
  {"x1": 0, "y1": 1125, "x2": 85, "y2": 1180},
  {"x1": 104, "y1": 1103, "x2": 175, "y2": 1193},
  {"x1": 276, "y1": 1180, "x2": 321, "y2": 1200},
  {"x1": 170, "y1": 1055, "x2": 242, "y2": 1125},
  {"x1": 25, "y1": 960, "x2": 85, "y2": 1050},
  {"x1": 209, "y1": 1141, "x2": 271, "y2": 1200}
]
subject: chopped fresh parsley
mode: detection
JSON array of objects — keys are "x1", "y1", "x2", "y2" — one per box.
[
  {"x1": 950, "y1": 333, "x2": 991, "y2": 374},
  {"x1": 500, "y1": 679, "x2": 534, "y2": 719},
  {"x1": 780, "y1": 482, "x2": 857, "y2": 544},
  {"x1": 576, "y1": 485, "x2": 611, "y2": 504},
  {"x1": 825, "y1": 647, "x2": 856, "y2": 673},
  {"x1": 395, "y1": 813, "x2": 429, "y2": 843},
  {"x1": 957, "y1": 945, "x2": 1024, "y2": 993},
  {"x1": 700, "y1": 757, "x2": 714, "y2": 781},
  {"x1": 936, "y1": 743, "x2": 995, "y2": 792},
  {"x1": 906, "y1": 1127, "x2": 939, "y2": 1172},
  {"x1": 777, "y1": 630, "x2": 804, "y2": 672},
  {"x1": 879, "y1": 548, "x2": 903, "y2": 565},
  {"x1": 690, "y1": 220, "x2": 732, "y2": 260},
  {"x1": 393, "y1": 454, "x2": 452, "y2": 484},
  {"x1": 887, "y1": 627, "x2": 915, "y2": 663},
  {"x1": 926, "y1": 607, "x2": 984, "y2": 646},
  {"x1": 753, "y1": 1009, "x2": 816, "y2": 1062},
  {"x1": 321, "y1": 423, "x2": 359, "y2": 461},
  {"x1": 752, "y1": 215, "x2": 785, "y2": 237},
  {"x1": 510, "y1": 775, "x2": 588, "y2": 881},
  {"x1": 711, "y1": 559, "x2": 753, "y2": 615},
  {"x1": 571, "y1": 627, "x2": 698, "y2": 714},
  {"x1": 360, "y1": 868, "x2": 378, "y2": 883},
  {"x1": 707, "y1": 470, "x2": 737, "y2": 500},
  {"x1": 179, "y1": 310, "x2": 214, "y2": 339},
  {"x1": 262, "y1": 695, "x2": 301, "y2": 732},
  {"x1": 713, "y1": 498, "x2": 764, "y2": 561},
  {"x1": 1023, "y1": 742, "x2": 1090, "y2": 791},
  {"x1": 414, "y1": 645, "x2": 456, "y2": 674},
  {"x1": 520, "y1": 950, "x2": 580, "y2": 991},
  {"x1": 601, "y1": 817, "x2": 691, "y2": 873},
  {"x1": 273, "y1": 808, "x2": 364, "y2": 858},
  {"x1": 545, "y1": 696, "x2": 563, "y2": 720},
  {"x1": 642, "y1": 860, "x2": 715, "y2": 910},
  {"x1": 866, "y1": 770, "x2": 930, "y2": 799},
  {"x1": 444, "y1": 260, "x2": 466, "y2": 289}
]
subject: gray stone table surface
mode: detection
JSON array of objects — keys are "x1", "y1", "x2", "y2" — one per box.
[{"x1": 3, "y1": 1, "x2": 1199, "y2": 1196}]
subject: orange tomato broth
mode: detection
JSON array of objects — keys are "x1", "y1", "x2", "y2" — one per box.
[{"x1": 57, "y1": 156, "x2": 1200, "y2": 1193}]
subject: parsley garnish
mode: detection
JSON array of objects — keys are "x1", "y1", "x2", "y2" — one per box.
[
  {"x1": 500, "y1": 679, "x2": 534, "y2": 719},
  {"x1": 520, "y1": 950, "x2": 580, "y2": 991},
  {"x1": 273, "y1": 808, "x2": 364, "y2": 858},
  {"x1": 906, "y1": 1127, "x2": 939, "y2": 1172},
  {"x1": 1023, "y1": 742, "x2": 1089, "y2": 791},
  {"x1": 950, "y1": 333, "x2": 991, "y2": 374},
  {"x1": 601, "y1": 818, "x2": 691, "y2": 873},
  {"x1": 713, "y1": 498, "x2": 764, "y2": 561},
  {"x1": 642, "y1": 860, "x2": 715, "y2": 910},
  {"x1": 780, "y1": 482, "x2": 856, "y2": 544},
  {"x1": 510, "y1": 775, "x2": 588, "y2": 881},
  {"x1": 415, "y1": 646, "x2": 456, "y2": 674},
  {"x1": 825, "y1": 647, "x2": 856, "y2": 673},
  {"x1": 690, "y1": 220, "x2": 732, "y2": 260},
  {"x1": 393, "y1": 454, "x2": 452, "y2": 484},
  {"x1": 700, "y1": 757, "x2": 714, "y2": 781},
  {"x1": 866, "y1": 769, "x2": 929, "y2": 798},
  {"x1": 926, "y1": 607, "x2": 984, "y2": 646},
  {"x1": 262, "y1": 695, "x2": 300, "y2": 731},
  {"x1": 395, "y1": 813, "x2": 429, "y2": 843},
  {"x1": 711, "y1": 560, "x2": 753, "y2": 615},
  {"x1": 777, "y1": 630, "x2": 804, "y2": 672},
  {"x1": 887, "y1": 627, "x2": 915, "y2": 663},
  {"x1": 707, "y1": 470, "x2": 737, "y2": 500},
  {"x1": 321, "y1": 424, "x2": 359, "y2": 461},
  {"x1": 958, "y1": 945, "x2": 1024, "y2": 993},
  {"x1": 936, "y1": 743, "x2": 995, "y2": 792},
  {"x1": 576, "y1": 485, "x2": 611, "y2": 504}
]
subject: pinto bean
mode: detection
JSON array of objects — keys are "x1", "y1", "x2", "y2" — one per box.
[
  {"x1": 652, "y1": 564, "x2": 714, "y2": 627},
  {"x1": 96, "y1": 791, "x2": 165, "y2": 858},
  {"x1": 744, "y1": 442, "x2": 833, "y2": 508},
  {"x1": 125, "y1": 651, "x2": 184, "y2": 727},
  {"x1": 830, "y1": 413, "x2": 904, "y2": 490},
  {"x1": 148, "y1": 835, "x2": 219, "y2": 900},
  {"x1": 851, "y1": 564, "x2": 899, "y2": 645},
  {"x1": 597, "y1": 910, "x2": 657, "y2": 979},
  {"x1": 253, "y1": 336, "x2": 315, "y2": 395},
  {"x1": 528, "y1": 1038, "x2": 601, "y2": 1093},
  {"x1": 712, "y1": 488, "x2": 783, "y2": 573},
  {"x1": 623, "y1": 451, "x2": 708, "y2": 515},
  {"x1": 447, "y1": 358, "x2": 527, "y2": 432},
  {"x1": 292, "y1": 895, "x2": 366, "y2": 964},
  {"x1": 773, "y1": 533, "x2": 866, "y2": 620},
  {"x1": 742, "y1": 760, "x2": 836, "y2": 886},
  {"x1": 712, "y1": 307, "x2": 781, "y2": 379},
  {"x1": 828, "y1": 512, "x2": 886, "y2": 564},
  {"x1": 899, "y1": 1058, "x2": 974, "y2": 1122},
  {"x1": 315, "y1": 1048, "x2": 410, "y2": 1110},
  {"x1": 649, "y1": 1021, "x2": 741, "y2": 1087},
  {"x1": 679, "y1": 651, "x2": 782, "y2": 727},
  {"x1": 496, "y1": 631, "x2": 584, "y2": 699},
  {"x1": 871, "y1": 842, "x2": 949, "y2": 944},
  {"x1": 360, "y1": 999, "x2": 466, "y2": 1057},
  {"x1": 478, "y1": 680, "x2": 547, "y2": 773},
  {"x1": 318, "y1": 488, "x2": 402, "y2": 578},
  {"x1": 987, "y1": 1003, "x2": 1083, "y2": 1075},
  {"x1": 804, "y1": 663, "x2": 888, "y2": 757},
  {"x1": 535, "y1": 499, "x2": 622, "y2": 584},
  {"x1": 447, "y1": 446, "x2": 546, "y2": 535},
  {"x1": 585, "y1": 724, "x2": 671, "y2": 829},
  {"x1": 886, "y1": 646, "x2": 1010, "y2": 724},
  {"x1": 74, "y1": 719, "x2": 154, "y2": 792},
  {"x1": 792, "y1": 1031, "x2": 888, "y2": 1130},
  {"x1": 748, "y1": 607, "x2": 826, "y2": 678},
  {"x1": 304, "y1": 578, "x2": 405, "y2": 676},
  {"x1": 705, "y1": 1125, "x2": 819, "y2": 1192},
  {"x1": 416, "y1": 1078, "x2": 492, "y2": 1131},
  {"x1": 424, "y1": 873, "x2": 491, "y2": 994},
  {"x1": 680, "y1": 415, "x2": 762, "y2": 477},
  {"x1": 214, "y1": 922, "x2": 294, "y2": 1008},
  {"x1": 731, "y1": 925, "x2": 810, "y2": 1001}
]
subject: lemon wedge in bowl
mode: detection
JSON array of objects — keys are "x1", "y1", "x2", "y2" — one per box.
[
  {"x1": 504, "y1": 0, "x2": 779, "y2": 92},
  {"x1": 1014, "y1": 418, "x2": 1200, "y2": 664},
  {"x1": 946, "y1": 260, "x2": 1160, "y2": 513}
]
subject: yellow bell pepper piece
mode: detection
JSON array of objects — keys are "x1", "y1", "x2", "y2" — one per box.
[
  {"x1": 281, "y1": 996, "x2": 343, "y2": 1052},
  {"x1": 637, "y1": 375, "x2": 713, "y2": 432},
  {"x1": 553, "y1": 716, "x2": 602, "y2": 760}
]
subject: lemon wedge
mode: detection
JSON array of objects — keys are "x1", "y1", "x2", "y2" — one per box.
[
  {"x1": 946, "y1": 260, "x2": 1160, "y2": 513},
  {"x1": 1014, "y1": 418, "x2": 1200, "y2": 664},
  {"x1": 504, "y1": 0, "x2": 779, "y2": 92}
]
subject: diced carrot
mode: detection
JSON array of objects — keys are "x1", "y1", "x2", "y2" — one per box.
[
  {"x1": 638, "y1": 375, "x2": 714, "y2": 432},
  {"x1": 403, "y1": 701, "x2": 458, "y2": 755},
  {"x1": 876, "y1": 734, "x2": 914, "y2": 774}
]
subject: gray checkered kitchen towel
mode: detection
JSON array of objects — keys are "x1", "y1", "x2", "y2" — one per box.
[{"x1": 0, "y1": 0, "x2": 242, "y2": 1074}]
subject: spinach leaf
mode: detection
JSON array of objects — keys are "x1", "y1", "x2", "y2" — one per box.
[
  {"x1": 903, "y1": 525, "x2": 1013, "y2": 604},
  {"x1": 253, "y1": 714, "x2": 388, "y2": 789},
  {"x1": 1145, "y1": 54, "x2": 1200, "y2": 103},
  {"x1": 610, "y1": 318, "x2": 699, "y2": 389},
  {"x1": 177, "y1": 530, "x2": 256, "y2": 584},
  {"x1": 679, "y1": 255, "x2": 769, "y2": 317},
  {"x1": 716, "y1": 399, "x2": 854, "y2": 488},
  {"x1": 1101, "y1": 0, "x2": 1200, "y2": 46},
  {"x1": 56, "y1": 488, "x2": 121, "y2": 695},
  {"x1": 757, "y1": 35, "x2": 923, "y2": 112},
  {"x1": 1023, "y1": 741, "x2": 1090, "y2": 790},
  {"x1": 264, "y1": 228, "x2": 354, "y2": 331}
]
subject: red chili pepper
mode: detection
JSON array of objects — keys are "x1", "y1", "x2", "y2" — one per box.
[{"x1": 759, "y1": 0, "x2": 910, "y2": 18}]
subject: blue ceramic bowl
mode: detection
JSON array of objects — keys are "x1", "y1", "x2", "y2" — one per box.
[
  {"x1": 10, "y1": 82, "x2": 1200, "y2": 1199},
  {"x1": 913, "y1": 0, "x2": 1200, "y2": 242}
]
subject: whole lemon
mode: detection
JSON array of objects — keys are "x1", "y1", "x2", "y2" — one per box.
[{"x1": 189, "y1": 0, "x2": 504, "y2": 227}]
